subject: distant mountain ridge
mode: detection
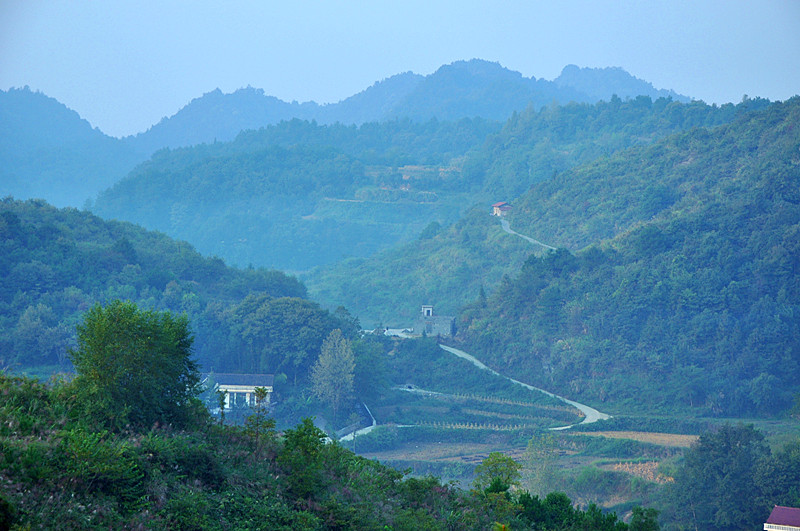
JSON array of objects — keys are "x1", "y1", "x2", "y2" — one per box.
[
  {"x1": 1, "y1": 60, "x2": 691, "y2": 208},
  {"x1": 124, "y1": 59, "x2": 692, "y2": 153},
  {"x1": 554, "y1": 64, "x2": 686, "y2": 102},
  {"x1": 0, "y1": 87, "x2": 143, "y2": 207}
]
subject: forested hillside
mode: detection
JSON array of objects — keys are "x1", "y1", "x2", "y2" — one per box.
[
  {"x1": 1, "y1": 60, "x2": 690, "y2": 212},
  {"x1": 0, "y1": 198, "x2": 356, "y2": 378},
  {"x1": 93, "y1": 118, "x2": 500, "y2": 271},
  {"x1": 0, "y1": 88, "x2": 145, "y2": 207},
  {"x1": 457, "y1": 97, "x2": 800, "y2": 417},
  {"x1": 468, "y1": 94, "x2": 769, "y2": 199},
  {"x1": 305, "y1": 96, "x2": 768, "y2": 324}
]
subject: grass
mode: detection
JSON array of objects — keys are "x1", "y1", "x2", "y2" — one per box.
[{"x1": 569, "y1": 431, "x2": 698, "y2": 448}]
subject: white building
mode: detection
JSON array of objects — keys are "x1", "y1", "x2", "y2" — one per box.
[{"x1": 205, "y1": 373, "x2": 274, "y2": 409}]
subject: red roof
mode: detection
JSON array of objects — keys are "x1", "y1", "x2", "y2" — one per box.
[
  {"x1": 492, "y1": 201, "x2": 508, "y2": 207},
  {"x1": 767, "y1": 506, "x2": 800, "y2": 526}
]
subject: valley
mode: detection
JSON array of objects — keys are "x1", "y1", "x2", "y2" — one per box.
[{"x1": 1, "y1": 59, "x2": 798, "y2": 529}]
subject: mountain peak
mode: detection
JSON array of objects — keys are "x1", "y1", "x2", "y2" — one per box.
[{"x1": 555, "y1": 64, "x2": 690, "y2": 102}]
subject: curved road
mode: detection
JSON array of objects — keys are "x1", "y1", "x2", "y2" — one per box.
[
  {"x1": 500, "y1": 218, "x2": 556, "y2": 251},
  {"x1": 439, "y1": 344, "x2": 610, "y2": 430},
  {"x1": 340, "y1": 402, "x2": 378, "y2": 441},
  {"x1": 340, "y1": 344, "x2": 611, "y2": 440}
]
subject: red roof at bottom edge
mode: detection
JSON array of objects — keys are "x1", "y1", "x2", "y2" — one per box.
[{"x1": 767, "y1": 506, "x2": 800, "y2": 526}]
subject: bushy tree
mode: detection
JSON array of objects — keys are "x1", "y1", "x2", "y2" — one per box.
[
  {"x1": 68, "y1": 300, "x2": 200, "y2": 430},
  {"x1": 668, "y1": 424, "x2": 769, "y2": 530},
  {"x1": 473, "y1": 451, "x2": 522, "y2": 492},
  {"x1": 277, "y1": 417, "x2": 328, "y2": 499}
]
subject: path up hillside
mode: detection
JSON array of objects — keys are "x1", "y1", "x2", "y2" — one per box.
[
  {"x1": 305, "y1": 97, "x2": 769, "y2": 324},
  {"x1": 458, "y1": 97, "x2": 800, "y2": 418}
]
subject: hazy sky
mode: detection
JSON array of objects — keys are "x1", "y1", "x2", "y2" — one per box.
[{"x1": 2, "y1": 0, "x2": 799, "y2": 137}]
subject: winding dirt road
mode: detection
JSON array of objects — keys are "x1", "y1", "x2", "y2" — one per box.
[{"x1": 438, "y1": 344, "x2": 610, "y2": 430}]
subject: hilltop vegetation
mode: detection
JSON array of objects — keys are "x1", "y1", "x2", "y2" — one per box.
[
  {"x1": 1, "y1": 368, "x2": 669, "y2": 530},
  {"x1": 0, "y1": 198, "x2": 349, "y2": 380},
  {"x1": 305, "y1": 96, "x2": 769, "y2": 324},
  {"x1": 457, "y1": 97, "x2": 800, "y2": 417},
  {"x1": 125, "y1": 59, "x2": 690, "y2": 153}
]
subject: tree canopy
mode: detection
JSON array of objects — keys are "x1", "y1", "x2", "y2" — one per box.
[
  {"x1": 310, "y1": 329, "x2": 355, "y2": 422},
  {"x1": 68, "y1": 300, "x2": 200, "y2": 429}
]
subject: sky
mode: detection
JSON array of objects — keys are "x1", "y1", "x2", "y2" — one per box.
[{"x1": 2, "y1": 0, "x2": 799, "y2": 138}]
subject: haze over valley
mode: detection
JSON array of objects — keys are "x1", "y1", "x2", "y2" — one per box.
[{"x1": 2, "y1": 2, "x2": 799, "y2": 528}]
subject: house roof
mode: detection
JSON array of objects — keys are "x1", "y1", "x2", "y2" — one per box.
[
  {"x1": 767, "y1": 506, "x2": 800, "y2": 526},
  {"x1": 206, "y1": 373, "x2": 274, "y2": 387},
  {"x1": 492, "y1": 201, "x2": 508, "y2": 207}
]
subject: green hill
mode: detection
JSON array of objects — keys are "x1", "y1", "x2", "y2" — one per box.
[
  {"x1": 93, "y1": 118, "x2": 499, "y2": 271},
  {"x1": 0, "y1": 88, "x2": 144, "y2": 207},
  {"x1": 304, "y1": 97, "x2": 767, "y2": 325},
  {"x1": 0, "y1": 197, "x2": 340, "y2": 376},
  {"x1": 457, "y1": 97, "x2": 800, "y2": 417}
]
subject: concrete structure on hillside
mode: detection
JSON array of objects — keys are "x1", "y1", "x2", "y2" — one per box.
[{"x1": 413, "y1": 305, "x2": 454, "y2": 337}]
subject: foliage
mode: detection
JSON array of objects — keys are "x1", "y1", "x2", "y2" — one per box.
[
  {"x1": 473, "y1": 452, "x2": 522, "y2": 492},
  {"x1": 68, "y1": 300, "x2": 201, "y2": 430},
  {"x1": 276, "y1": 417, "x2": 329, "y2": 500},
  {"x1": 664, "y1": 423, "x2": 800, "y2": 530},
  {"x1": 0, "y1": 197, "x2": 306, "y2": 373},
  {"x1": 458, "y1": 98, "x2": 800, "y2": 416},
  {"x1": 306, "y1": 96, "x2": 766, "y2": 326},
  {"x1": 515, "y1": 491, "x2": 630, "y2": 530},
  {"x1": 221, "y1": 293, "x2": 343, "y2": 379},
  {"x1": 93, "y1": 117, "x2": 497, "y2": 271},
  {"x1": 310, "y1": 329, "x2": 355, "y2": 425},
  {"x1": 244, "y1": 386, "x2": 276, "y2": 458},
  {"x1": 0, "y1": 371, "x2": 683, "y2": 530},
  {"x1": 522, "y1": 432, "x2": 558, "y2": 497}
]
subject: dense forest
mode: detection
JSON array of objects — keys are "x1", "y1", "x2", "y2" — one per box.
[
  {"x1": 92, "y1": 95, "x2": 764, "y2": 275},
  {"x1": 92, "y1": 117, "x2": 499, "y2": 270},
  {"x1": 305, "y1": 95, "x2": 771, "y2": 323},
  {"x1": 0, "y1": 198, "x2": 359, "y2": 384},
  {"x1": 456, "y1": 97, "x2": 800, "y2": 417}
]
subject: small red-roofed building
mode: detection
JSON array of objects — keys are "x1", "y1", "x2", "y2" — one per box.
[
  {"x1": 492, "y1": 201, "x2": 512, "y2": 216},
  {"x1": 765, "y1": 506, "x2": 800, "y2": 531}
]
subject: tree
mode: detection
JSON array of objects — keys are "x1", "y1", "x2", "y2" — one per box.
[
  {"x1": 244, "y1": 386, "x2": 276, "y2": 459},
  {"x1": 473, "y1": 452, "x2": 522, "y2": 492},
  {"x1": 629, "y1": 507, "x2": 660, "y2": 531},
  {"x1": 310, "y1": 329, "x2": 355, "y2": 426},
  {"x1": 522, "y1": 432, "x2": 558, "y2": 497},
  {"x1": 277, "y1": 417, "x2": 328, "y2": 499},
  {"x1": 669, "y1": 424, "x2": 769, "y2": 530},
  {"x1": 68, "y1": 300, "x2": 200, "y2": 430}
]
